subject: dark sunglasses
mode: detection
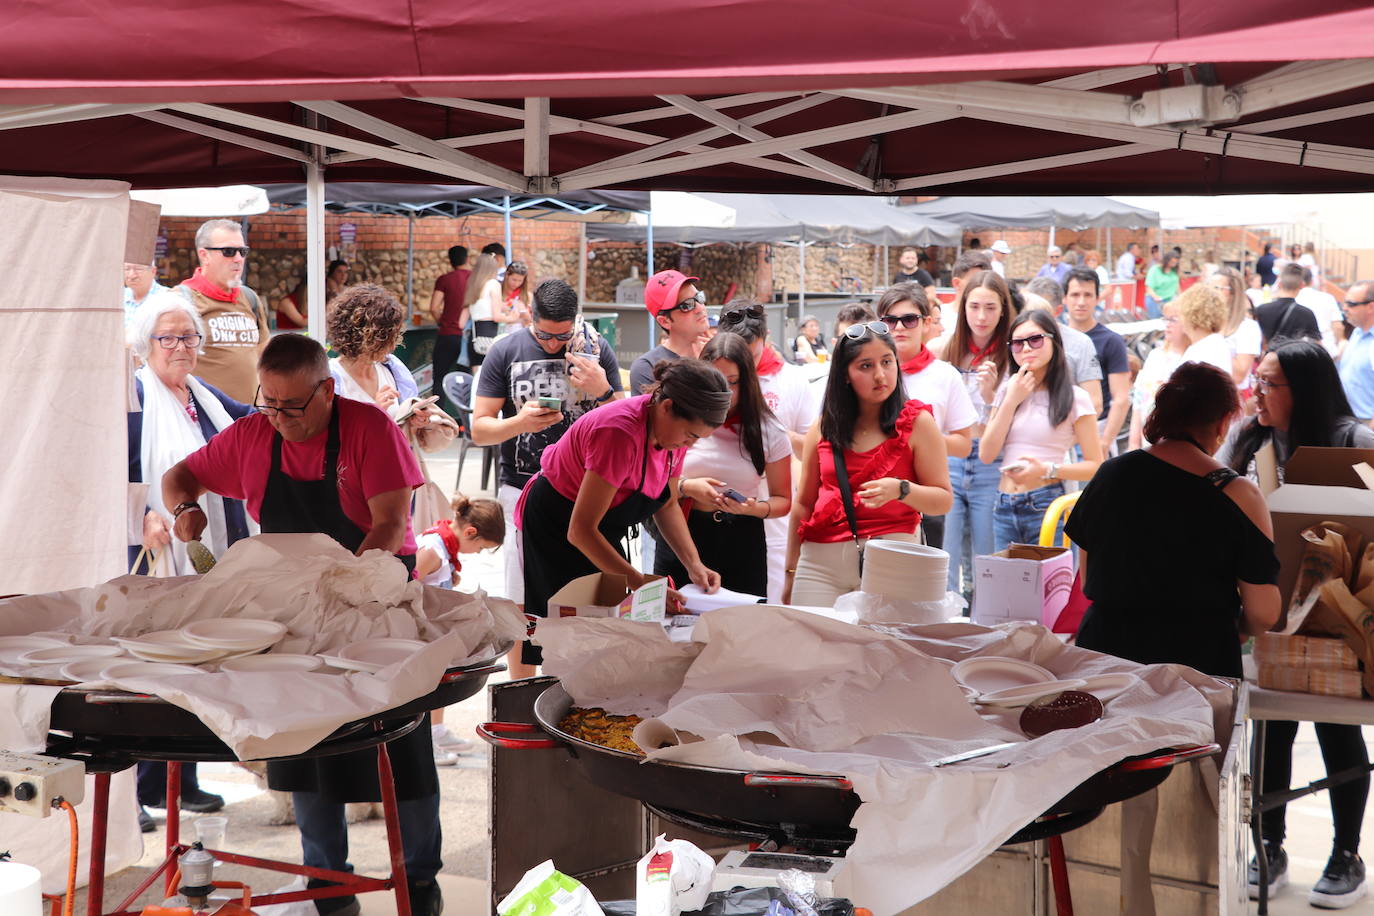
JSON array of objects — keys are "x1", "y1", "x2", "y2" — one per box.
[
  {"x1": 880, "y1": 313, "x2": 924, "y2": 329},
  {"x1": 532, "y1": 326, "x2": 575, "y2": 341},
  {"x1": 666, "y1": 290, "x2": 706, "y2": 313},
  {"x1": 1009, "y1": 333, "x2": 1048, "y2": 352},
  {"x1": 721, "y1": 303, "x2": 764, "y2": 324},
  {"x1": 507, "y1": 261, "x2": 528, "y2": 275},
  {"x1": 843, "y1": 320, "x2": 892, "y2": 341},
  {"x1": 203, "y1": 246, "x2": 250, "y2": 258},
  {"x1": 1345, "y1": 299, "x2": 1374, "y2": 308}
]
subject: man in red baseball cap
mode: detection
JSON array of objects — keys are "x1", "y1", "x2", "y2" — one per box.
[{"x1": 628, "y1": 269, "x2": 710, "y2": 393}]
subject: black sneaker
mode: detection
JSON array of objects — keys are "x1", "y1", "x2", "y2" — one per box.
[
  {"x1": 1309, "y1": 849, "x2": 1368, "y2": 909},
  {"x1": 307, "y1": 878, "x2": 361, "y2": 916},
  {"x1": 138, "y1": 807, "x2": 155, "y2": 834},
  {"x1": 1247, "y1": 840, "x2": 1288, "y2": 899},
  {"x1": 179, "y1": 788, "x2": 225, "y2": 813},
  {"x1": 409, "y1": 878, "x2": 444, "y2": 916}
]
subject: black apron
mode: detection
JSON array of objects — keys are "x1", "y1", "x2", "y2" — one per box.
[
  {"x1": 261, "y1": 405, "x2": 436, "y2": 802},
  {"x1": 520, "y1": 433, "x2": 672, "y2": 666}
]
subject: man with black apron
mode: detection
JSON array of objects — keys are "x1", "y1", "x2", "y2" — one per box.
[{"x1": 164, "y1": 334, "x2": 441, "y2": 916}]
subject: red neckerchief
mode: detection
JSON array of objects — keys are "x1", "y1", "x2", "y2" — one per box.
[
  {"x1": 182, "y1": 268, "x2": 238, "y2": 303},
  {"x1": 722, "y1": 412, "x2": 743, "y2": 429},
  {"x1": 756, "y1": 345, "x2": 784, "y2": 378},
  {"x1": 901, "y1": 346, "x2": 935, "y2": 375},
  {"x1": 967, "y1": 338, "x2": 997, "y2": 367},
  {"x1": 423, "y1": 519, "x2": 462, "y2": 565}
]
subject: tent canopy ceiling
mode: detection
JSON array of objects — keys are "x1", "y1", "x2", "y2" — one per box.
[
  {"x1": 900, "y1": 196, "x2": 1160, "y2": 230},
  {"x1": 263, "y1": 182, "x2": 648, "y2": 218},
  {"x1": 587, "y1": 192, "x2": 962, "y2": 245},
  {"x1": 2, "y1": 5, "x2": 1374, "y2": 198}
]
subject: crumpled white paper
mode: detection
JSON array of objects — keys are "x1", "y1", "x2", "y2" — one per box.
[
  {"x1": 834, "y1": 589, "x2": 965, "y2": 627},
  {"x1": 0, "y1": 534, "x2": 527, "y2": 759},
  {"x1": 535, "y1": 606, "x2": 1230, "y2": 916}
]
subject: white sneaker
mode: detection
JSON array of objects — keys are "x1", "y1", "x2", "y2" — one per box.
[
  {"x1": 434, "y1": 749, "x2": 461, "y2": 767},
  {"x1": 431, "y1": 724, "x2": 473, "y2": 752}
]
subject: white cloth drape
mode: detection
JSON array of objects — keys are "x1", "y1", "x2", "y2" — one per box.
[{"x1": 136, "y1": 365, "x2": 236, "y2": 575}]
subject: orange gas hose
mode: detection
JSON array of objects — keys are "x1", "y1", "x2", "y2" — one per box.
[{"x1": 56, "y1": 799, "x2": 77, "y2": 916}]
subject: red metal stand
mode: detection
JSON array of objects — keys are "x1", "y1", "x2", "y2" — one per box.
[
  {"x1": 1047, "y1": 835, "x2": 1073, "y2": 916},
  {"x1": 80, "y1": 731, "x2": 415, "y2": 915}
]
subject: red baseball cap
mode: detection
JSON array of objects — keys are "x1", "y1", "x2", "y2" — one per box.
[{"x1": 644, "y1": 270, "x2": 700, "y2": 317}]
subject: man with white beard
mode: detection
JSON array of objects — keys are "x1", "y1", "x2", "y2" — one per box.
[{"x1": 177, "y1": 218, "x2": 271, "y2": 403}]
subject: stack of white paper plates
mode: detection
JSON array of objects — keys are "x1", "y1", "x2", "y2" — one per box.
[
  {"x1": 113, "y1": 630, "x2": 234, "y2": 664},
  {"x1": 219, "y1": 653, "x2": 324, "y2": 673},
  {"x1": 16, "y1": 644, "x2": 124, "y2": 666},
  {"x1": 861, "y1": 540, "x2": 948, "y2": 604},
  {"x1": 180, "y1": 619, "x2": 287, "y2": 654},
  {"x1": 101, "y1": 661, "x2": 205, "y2": 680}
]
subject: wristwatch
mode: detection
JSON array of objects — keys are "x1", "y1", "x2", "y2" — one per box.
[
  {"x1": 898, "y1": 479, "x2": 911, "y2": 501},
  {"x1": 596, "y1": 387, "x2": 615, "y2": 403},
  {"x1": 172, "y1": 501, "x2": 204, "y2": 519},
  {"x1": 1043, "y1": 462, "x2": 1059, "y2": 481}
]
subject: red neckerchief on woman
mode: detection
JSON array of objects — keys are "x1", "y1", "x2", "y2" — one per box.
[
  {"x1": 756, "y1": 345, "x2": 784, "y2": 378},
  {"x1": 182, "y1": 268, "x2": 238, "y2": 303},
  {"x1": 967, "y1": 338, "x2": 997, "y2": 367},
  {"x1": 901, "y1": 346, "x2": 935, "y2": 375},
  {"x1": 422, "y1": 519, "x2": 462, "y2": 568}
]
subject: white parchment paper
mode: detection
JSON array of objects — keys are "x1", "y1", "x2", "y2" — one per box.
[
  {"x1": 0, "y1": 534, "x2": 526, "y2": 759},
  {"x1": 534, "y1": 607, "x2": 1230, "y2": 916}
]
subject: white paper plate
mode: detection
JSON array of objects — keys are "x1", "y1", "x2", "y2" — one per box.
[
  {"x1": 951, "y1": 656, "x2": 1055, "y2": 694},
  {"x1": 180, "y1": 619, "x2": 288, "y2": 650},
  {"x1": 0, "y1": 635, "x2": 69, "y2": 664},
  {"x1": 976, "y1": 678, "x2": 1088, "y2": 708},
  {"x1": 17, "y1": 644, "x2": 125, "y2": 665},
  {"x1": 335, "y1": 638, "x2": 428, "y2": 672},
  {"x1": 316, "y1": 654, "x2": 376, "y2": 673},
  {"x1": 114, "y1": 631, "x2": 233, "y2": 664},
  {"x1": 61, "y1": 658, "x2": 116, "y2": 682},
  {"x1": 219, "y1": 654, "x2": 324, "y2": 673},
  {"x1": 101, "y1": 661, "x2": 206, "y2": 680},
  {"x1": 1080, "y1": 672, "x2": 1141, "y2": 702}
]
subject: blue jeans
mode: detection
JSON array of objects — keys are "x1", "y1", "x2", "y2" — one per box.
[
  {"x1": 993, "y1": 482, "x2": 1066, "y2": 552},
  {"x1": 945, "y1": 440, "x2": 1001, "y2": 595},
  {"x1": 293, "y1": 789, "x2": 442, "y2": 883},
  {"x1": 1144, "y1": 294, "x2": 1164, "y2": 319}
]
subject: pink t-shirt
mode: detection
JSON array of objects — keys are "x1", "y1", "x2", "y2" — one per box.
[
  {"x1": 185, "y1": 397, "x2": 424, "y2": 553},
  {"x1": 992, "y1": 380, "x2": 1096, "y2": 465},
  {"x1": 530, "y1": 395, "x2": 681, "y2": 518}
]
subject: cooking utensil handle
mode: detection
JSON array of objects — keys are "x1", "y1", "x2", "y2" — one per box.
[
  {"x1": 743, "y1": 773, "x2": 853, "y2": 791},
  {"x1": 1117, "y1": 743, "x2": 1221, "y2": 772},
  {"x1": 476, "y1": 721, "x2": 559, "y2": 750},
  {"x1": 440, "y1": 663, "x2": 506, "y2": 682}
]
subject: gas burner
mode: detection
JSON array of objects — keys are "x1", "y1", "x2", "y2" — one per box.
[{"x1": 646, "y1": 804, "x2": 856, "y2": 855}]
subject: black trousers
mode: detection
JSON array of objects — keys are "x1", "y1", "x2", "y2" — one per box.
[
  {"x1": 432, "y1": 333, "x2": 464, "y2": 406},
  {"x1": 1261, "y1": 720, "x2": 1369, "y2": 852},
  {"x1": 922, "y1": 514, "x2": 945, "y2": 550},
  {"x1": 137, "y1": 761, "x2": 202, "y2": 806},
  {"x1": 653, "y1": 511, "x2": 768, "y2": 599}
]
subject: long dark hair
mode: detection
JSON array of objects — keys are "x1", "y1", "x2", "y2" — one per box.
[
  {"x1": 700, "y1": 331, "x2": 774, "y2": 474},
  {"x1": 819, "y1": 327, "x2": 907, "y2": 448},
  {"x1": 947, "y1": 269, "x2": 1014, "y2": 378},
  {"x1": 646, "y1": 359, "x2": 732, "y2": 427},
  {"x1": 1006, "y1": 310, "x2": 1074, "y2": 427},
  {"x1": 1228, "y1": 339, "x2": 1358, "y2": 472}
]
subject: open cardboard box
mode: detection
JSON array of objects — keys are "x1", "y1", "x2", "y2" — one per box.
[
  {"x1": 548, "y1": 572, "x2": 670, "y2": 623},
  {"x1": 971, "y1": 544, "x2": 1074, "y2": 628},
  {"x1": 1266, "y1": 446, "x2": 1374, "y2": 622}
]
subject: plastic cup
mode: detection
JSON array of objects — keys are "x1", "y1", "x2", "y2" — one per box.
[{"x1": 195, "y1": 815, "x2": 227, "y2": 851}]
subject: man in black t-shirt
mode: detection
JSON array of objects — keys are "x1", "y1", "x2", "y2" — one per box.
[
  {"x1": 1255, "y1": 266, "x2": 1321, "y2": 346},
  {"x1": 628, "y1": 270, "x2": 709, "y2": 393},
  {"x1": 892, "y1": 246, "x2": 936, "y2": 287},
  {"x1": 1064, "y1": 269, "x2": 1131, "y2": 452},
  {"x1": 472, "y1": 280, "x2": 622, "y2": 674}
]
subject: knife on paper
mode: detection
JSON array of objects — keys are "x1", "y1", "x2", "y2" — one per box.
[{"x1": 928, "y1": 742, "x2": 1021, "y2": 767}]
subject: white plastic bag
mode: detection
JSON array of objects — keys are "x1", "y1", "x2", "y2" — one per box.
[
  {"x1": 834, "y1": 590, "x2": 964, "y2": 626},
  {"x1": 498, "y1": 859, "x2": 604, "y2": 916},
  {"x1": 636, "y1": 835, "x2": 715, "y2": 916}
]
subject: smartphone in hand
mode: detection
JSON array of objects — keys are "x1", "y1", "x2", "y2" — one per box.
[
  {"x1": 537, "y1": 396, "x2": 563, "y2": 410},
  {"x1": 720, "y1": 487, "x2": 748, "y2": 503},
  {"x1": 999, "y1": 461, "x2": 1028, "y2": 474}
]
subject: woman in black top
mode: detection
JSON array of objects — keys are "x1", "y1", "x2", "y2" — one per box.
[
  {"x1": 1219, "y1": 339, "x2": 1372, "y2": 906},
  {"x1": 1064, "y1": 361, "x2": 1280, "y2": 679}
]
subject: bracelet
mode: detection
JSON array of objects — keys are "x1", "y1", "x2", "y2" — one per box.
[
  {"x1": 785, "y1": 568, "x2": 797, "y2": 575},
  {"x1": 596, "y1": 387, "x2": 615, "y2": 403},
  {"x1": 172, "y1": 501, "x2": 203, "y2": 520},
  {"x1": 1043, "y1": 462, "x2": 1059, "y2": 481},
  {"x1": 761, "y1": 502, "x2": 771, "y2": 519},
  {"x1": 676, "y1": 477, "x2": 687, "y2": 501}
]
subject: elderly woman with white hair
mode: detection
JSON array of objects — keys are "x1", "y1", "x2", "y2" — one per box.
[{"x1": 127, "y1": 292, "x2": 253, "y2": 577}]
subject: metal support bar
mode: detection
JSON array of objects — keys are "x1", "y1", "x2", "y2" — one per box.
[
  {"x1": 524, "y1": 97, "x2": 551, "y2": 179},
  {"x1": 0, "y1": 102, "x2": 165, "y2": 131},
  {"x1": 504, "y1": 196, "x2": 514, "y2": 260},
  {"x1": 306, "y1": 158, "x2": 327, "y2": 344},
  {"x1": 133, "y1": 111, "x2": 311, "y2": 162}
]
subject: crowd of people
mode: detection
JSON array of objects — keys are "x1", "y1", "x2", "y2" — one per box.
[{"x1": 123, "y1": 218, "x2": 1374, "y2": 913}]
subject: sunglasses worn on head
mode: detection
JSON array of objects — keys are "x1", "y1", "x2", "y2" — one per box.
[
  {"x1": 843, "y1": 320, "x2": 892, "y2": 341},
  {"x1": 533, "y1": 327, "x2": 575, "y2": 341},
  {"x1": 507, "y1": 261, "x2": 528, "y2": 274},
  {"x1": 880, "y1": 313, "x2": 923, "y2": 329},
  {"x1": 203, "y1": 246, "x2": 250, "y2": 258},
  {"x1": 1009, "y1": 333, "x2": 1048, "y2": 352},
  {"x1": 721, "y1": 303, "x2": 764, "y2": 324}
]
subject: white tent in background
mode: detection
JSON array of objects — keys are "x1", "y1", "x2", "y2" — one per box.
[{"x1": 129, "y1": 185, "x2": 269, "y2": 217}]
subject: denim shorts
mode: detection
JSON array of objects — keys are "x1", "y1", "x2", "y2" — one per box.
[{"x1": 992, "y1": 482, "x2": 1066, "y2": 552}]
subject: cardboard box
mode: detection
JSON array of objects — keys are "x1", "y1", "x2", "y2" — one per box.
[
  {"x1": 1309, "y1": 668, "x2": 1364, "y2": 698},
  {"x1": 1256, "y1": 663, "x2": 1310, "y2": 693},
  {"x1": 1267, "y1": 447, "x2": 1374, "y2": 616},
  {"x1": 548, "y1": 572, "x2": 669, "y2": 623},
  {"x1": 971, "y1": 544, "x2": 1074, "y2": 627}
]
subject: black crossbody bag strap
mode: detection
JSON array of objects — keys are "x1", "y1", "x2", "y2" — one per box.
[{"x1": 829, "y1": 440, "x2": 865, "y2": 573}]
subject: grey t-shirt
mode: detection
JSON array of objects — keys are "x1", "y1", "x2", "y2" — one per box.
[
  {"x1": 477, "y1": 329, "x2": 623, "y2": 489},
  {"x1": 1059, "y1": 325, "x2": 1103, "y2": 387},
  {"x1": 629, "y1": 345, "x2": 684, "y2": 395}
]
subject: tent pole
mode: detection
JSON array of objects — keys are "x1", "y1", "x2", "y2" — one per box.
[
  {"x1": 647, "y1": 210, "x2": 655, "y2": 352},
  {"x1": 405, "y1": 213, "x2": 415, "y2": 319},
  {"x1": 1106, "y1": 227, "x2": 1112, "y2": 267},
  {"x1": 798, "y1": 238, "x2": 807, "y2": 318},
  {"x1": 1048, "y1": 224, "x2": 1056, "y2": 249},
  {"x1": 577, "y1": 222, "x2": 587, "y2": 303},
  {"x1": 503, "y1": 195, "x2": 513, "y2": 259},
  {"x1": 305, "y1": 159, "x2": 326, "y2": 345}
]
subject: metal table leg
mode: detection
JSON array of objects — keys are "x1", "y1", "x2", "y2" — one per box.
[
  {"x1": 1251, "y1": 720, "x2": 1268, "y2": 915},
  {"x1": 376, "y1": 725, "x2": 412, "y2": 916},
  {"x1": 165, "y1": 761, "x2": 182, "y2": 898},
  {"x1": 85, "y1": 772, "x2": 110, "y2": 916}
]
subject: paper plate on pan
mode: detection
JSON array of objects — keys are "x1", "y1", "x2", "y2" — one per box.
[{"x1": 951, "y1": 656, "x2": 1055, "y2": 695}]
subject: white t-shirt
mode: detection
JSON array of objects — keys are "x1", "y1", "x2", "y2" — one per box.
[
  {"x1": 684, "y1": 416, "x2": 792, "y2": 498},
  {"x1": 414, "y1": 531, "x2": 455, "y2": 588},
  {"x1": 1182, "y1": 333, "x2": 1233, "y2": 376},
  {"x1": 1115, "y1": 252, "x2": 1136, "y2": 280},
  {"x1": 330, "y1": 358, "x2": 397, "y2": 404},
  {"x1": 991, "y1": 260, "x2": 1006, "y2": 278},
  {"x1": 1296, "y1": 286, "x2": 1342, "y2": 353},
  {"x1": 1225, "y1": 318, "x2": 1262, "y2": 359},
  {"x1": 758, "y1": 363, "x2": 818, "y2": 436},
  {"x1": 902, "y1": 360, "x2": 978, "y2": 434},
  {"x1": 1246, "y1": 288, "x2": 1266, "y2": 309},
  {"x1": 993, "y1": 381, "x2": 1096, "y2": 465},
  {"x1": 1299, "y1": 253, "x2": 1321, "y2": 288}
]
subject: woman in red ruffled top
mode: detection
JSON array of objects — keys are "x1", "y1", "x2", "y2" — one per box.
[{"x1": 783, "y1": 320, "x2": 953, "y2": 606}]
